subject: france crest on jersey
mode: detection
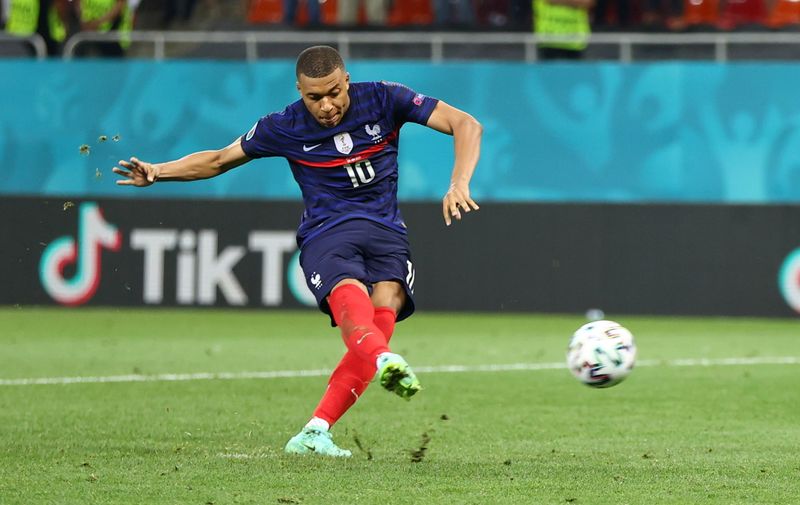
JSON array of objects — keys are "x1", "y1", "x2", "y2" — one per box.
[{"x1": 240, "y1": 81, "x2": 439, "y2": 246}]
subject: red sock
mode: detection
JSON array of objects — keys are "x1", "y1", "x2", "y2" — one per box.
[
  {"x1": 313, "y1": 354, "x2": 366, "y2": 425},
  {"x1": 313, "y1": 306, "x2": 398, "y2": 426},
  {"x1": 328, "y1": 284, "x2": 390, "y2": 363},
  {"x1": 349, "y1": 306, "x2": 398, "y2": 390},
  {"x1": 373, "y1": 307, "x2": 397, "y2": 343}
]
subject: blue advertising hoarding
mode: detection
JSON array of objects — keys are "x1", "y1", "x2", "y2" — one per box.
[{"x1": 2, "y1": 60, "x2": 800, "y2": 203}]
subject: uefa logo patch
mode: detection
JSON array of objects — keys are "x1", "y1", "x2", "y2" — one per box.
[{"x1": 778, "y1": 247, "x2": 800, "y2": 314}]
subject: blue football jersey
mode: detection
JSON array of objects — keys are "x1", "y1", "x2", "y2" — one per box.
[{"x1": 240, "y1": 81, "x2": 439, "y2": 247}]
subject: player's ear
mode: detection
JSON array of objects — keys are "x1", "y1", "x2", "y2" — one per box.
[
  {"x1": 345, "y1": 72, "x2": 350, "y2": 89},
  {"x1": 296, "y1": 81, "x2": 301, "y2": 93}
]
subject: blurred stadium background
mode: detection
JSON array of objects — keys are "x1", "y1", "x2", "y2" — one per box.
[
  {"x1": 2, "y1": 1, "x2": 800, "y2": 503},
  {"x1": 3, "y1": 0, "x2": 800, "y2": 315}
]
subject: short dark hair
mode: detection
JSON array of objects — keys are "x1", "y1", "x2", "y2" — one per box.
[{"x1": 296, "y1": 46, "x2": 345, "y2": 79}]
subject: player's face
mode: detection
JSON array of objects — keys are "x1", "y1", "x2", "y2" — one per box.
[{"x1": 297, "y1": 68, "x2": 351, "y2": 128}]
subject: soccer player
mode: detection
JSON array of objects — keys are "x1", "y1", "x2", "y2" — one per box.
[{"x1": 113, "y1": 45, "x2": 482, "y2": 457}]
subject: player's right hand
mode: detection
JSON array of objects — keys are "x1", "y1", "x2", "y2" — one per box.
[
  {"x1": 442, "y1": 181, "x2": 479, "y2": 226},
  {"x1": 113, "y1": 157, "x2": 160, "y2": 187}
]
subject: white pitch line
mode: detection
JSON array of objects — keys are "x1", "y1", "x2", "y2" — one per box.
[{"x1": 0, "y1": 356, "x2": 797, "y2": 387}]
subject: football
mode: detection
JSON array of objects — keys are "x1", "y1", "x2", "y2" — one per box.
[{"x1": 566, "y1": 320, "x2": 637, "y2": 388}]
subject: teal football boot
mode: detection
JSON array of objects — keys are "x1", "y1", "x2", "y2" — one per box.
[
  {"x1": 376, "y1": 352, "x2": 422, "y2": 400},
  {"x1": 284, "y1": 427, "x2": 352, "y2": 457}
]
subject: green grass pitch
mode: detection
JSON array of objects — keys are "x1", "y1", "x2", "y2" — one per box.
[{"x1": 1, "y1": 307, "x2": 798, "y2": 504}]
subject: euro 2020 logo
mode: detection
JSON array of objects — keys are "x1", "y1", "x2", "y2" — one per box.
[{"x1": 39, "y1": 202, "x2": 121, "y2": 306}]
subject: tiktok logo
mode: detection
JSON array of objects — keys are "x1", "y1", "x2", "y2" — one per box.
[
  {"x1": 778, "y1": 247, "x2": 800, "y2": 314},
  {"x1": 39, "y1": 202, "x2": 121, "y2": 306}
]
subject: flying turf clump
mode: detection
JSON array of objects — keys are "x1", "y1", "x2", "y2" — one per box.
[{"x1": 409, "y1": 432, "x2": 431, "y2": 463}]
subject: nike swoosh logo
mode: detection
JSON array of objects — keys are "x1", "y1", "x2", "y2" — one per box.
[
  {"x1": 303, "y1": 143, "x2": 322, "y2": 152},
  {"x1": 356, "y1": 332, "x2": 374, "y2": 345}
]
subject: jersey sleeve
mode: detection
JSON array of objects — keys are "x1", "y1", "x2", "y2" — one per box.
[
  {"x1": 239, "y1": 114, "x2": 282, "y2": 159},
  {"x1": 381, "y1": 81, "x2": 439, "y2": 126}
]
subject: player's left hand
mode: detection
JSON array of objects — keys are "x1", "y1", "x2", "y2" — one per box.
[{"x1": 442, "y1": 182, "x2": 479, "y2": 226}]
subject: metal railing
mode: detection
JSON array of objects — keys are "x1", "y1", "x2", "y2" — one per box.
[
  {"x1": 60, "y1": 29, "x2": 800, "y2": 62},
  {"x1": 0, "y1": 33, "x2": 47, "y2": 59}
]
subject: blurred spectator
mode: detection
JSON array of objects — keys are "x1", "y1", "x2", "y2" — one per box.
[
  {"x1": 1, "y1": 0, "x2": 71, "y2": 55},
  {"x1": 1, "y1": 0, "x2": 38, "y2": 34},
  {"x1": 126, "y1": 0, "x2": 142, "y2": 26},
  {"x1": 534, "y1": 0, "x2": 594, "y2": 59},
  {"x1": 719, "y1": 0, "x2": 768, "y2": 29},
  {"x1": 641, "y1": 0, "x2": 685, "y2": 31},
  {"x1": 74, "y1": 0, "x2": 131, "y2": 56},
  {"x1": 477, "y1": 0, "x2": 533, "y2": 30},
  {"x1": 284, "y1": 0, "x2": 321, "y2": 26},
  {"x1": 682, "y1": 0, "x2": 720, "y2": 28},
  {"x1": 77, "y1": 0, "x2": 126, "y2": 30},
  {"x1": 506, "y1": 0, "x2": 533, "y2": 30},
  {"x1": 385, "y1": 0, "x2": 435, "y2": 27},
  {"x1": 766, "y1": 0, "x2": 800, "y2": 28},
  {"x1": 337, "y1": 0, "x2": 389, "y2": 26},
  {"x1": 593, "y1": 0, "x2": 633, "y2": 30},
  {"x1": 133, "y1": 0, "x2": 227, "y2": 30},
  {"x1": 478, "y1": 0, "x2": 514, "y2": 28},
  {"x1": 433, "y1": 0, "x2": 475, "y2": 28},
  {"x1": 162, "y1": 0, "x2": 198, "y2": 27}
]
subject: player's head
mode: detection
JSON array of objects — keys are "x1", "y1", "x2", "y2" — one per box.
[{"x1": 296, "y1": 46, "x2": 350, "y2": 128}]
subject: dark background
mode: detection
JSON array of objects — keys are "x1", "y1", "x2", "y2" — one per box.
[{"x1": 4, "y1": 196, "x2": 800, "y2": 316}]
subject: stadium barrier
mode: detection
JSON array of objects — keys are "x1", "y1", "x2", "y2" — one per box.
[
  {"x1": 61, "y1": 30, "x2": 800, "y2": 62},
  {"x1": 0, "y1": 33, "x2": 47, "y2": 59},
  {"x1": 5, "y1": 196, "x2": 800, "y2": 317}
]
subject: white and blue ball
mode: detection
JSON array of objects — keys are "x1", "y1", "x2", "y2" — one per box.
[{"x1": 567, "y1": 320, "x2": 637, "y2": 388}]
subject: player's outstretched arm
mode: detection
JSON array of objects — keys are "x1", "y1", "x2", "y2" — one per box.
[
  {"x1": 425, "y1": 101, "x2": 483, "y2": 226},
  {"x1": 113, "y1": 139, "x2": 251, "y2": 187}
]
